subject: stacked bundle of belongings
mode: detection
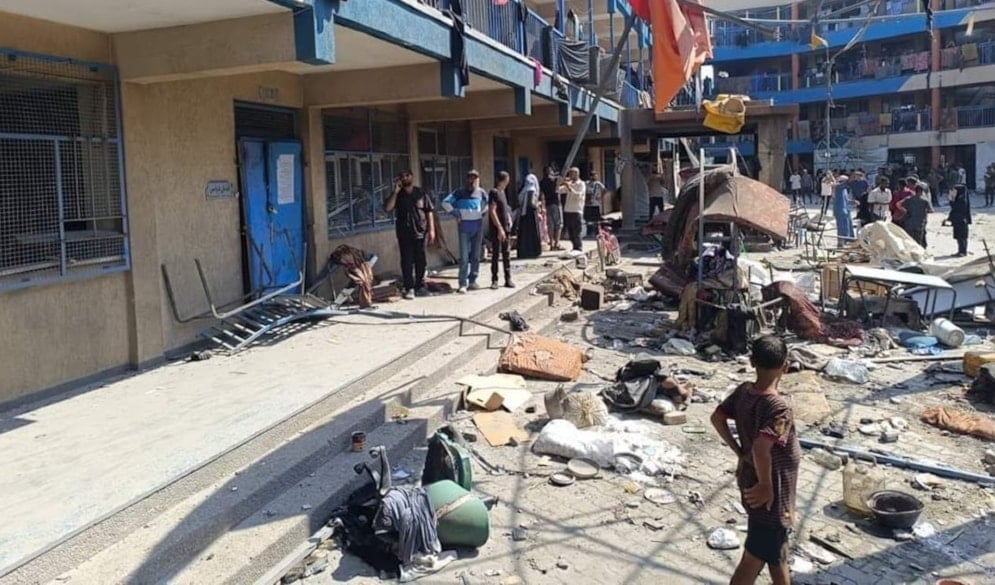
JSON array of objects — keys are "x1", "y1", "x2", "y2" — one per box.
[
  {"x1": 601, "y1": 358, "x2": 690, "y2": 415},
  {"x1": 330, "y1": 244, "x2": 375, "y2": 308}
]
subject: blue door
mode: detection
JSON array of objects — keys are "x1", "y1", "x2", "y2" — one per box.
[{"x1": 239, "y1": 139, "x2": 305, "y2": 293}]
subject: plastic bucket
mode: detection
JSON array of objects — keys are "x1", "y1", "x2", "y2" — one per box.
[
  {"x1": 930, "y1": 318, "x2": 965, "y2": 348},
  {"x1": 425, "y1": 480, "x2": 490, "y2": 549}
]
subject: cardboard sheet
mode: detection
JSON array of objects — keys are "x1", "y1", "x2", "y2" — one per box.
[{"x1": 472, "y1": 411, "x2": 529, "y2": 447}]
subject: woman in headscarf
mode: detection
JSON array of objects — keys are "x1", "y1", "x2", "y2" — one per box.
[
  {"x1": 946, "y1": 184, "x2": 972, "y2": 257},
  {"x1": 833, "y1": 174, "x2": 854, "y2": 247},
  {"x1": 516, "y1": 172, "x2": 543, "y2": 259}
]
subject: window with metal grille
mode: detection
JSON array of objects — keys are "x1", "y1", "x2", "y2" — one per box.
[
  {"x1": 323, "y1": 107, "x2": 411, "y2": 237},
  {"x1": 0, "y1": 50, "x2": 128, "y2": 291},
  {"x1": 416, "y1": 122, "x2": 473, "y2": 201}
]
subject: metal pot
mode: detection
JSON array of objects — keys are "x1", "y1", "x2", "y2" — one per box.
[{"x1": 866, "y1": 490, "x2": 924, "y2": 530}]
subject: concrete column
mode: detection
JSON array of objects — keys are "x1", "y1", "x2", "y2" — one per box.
[
  {"x1": 471, "y1": 122, "x2": 495, "y2": 185},
  {"x1": 757, "y1": 116, "x2": 788, "y2": 188},
  {"x1": 302, "y1": 106, "x2": 327, "y2": 278},
  {"x1": 119, "y1": 83, "x2": 166, "y2": 368},
  {"x1": 408, "y1": 121, "x2": 422, "y2": 185},
  {"x1": 620, "y1": 111, "x2": 636, "y2": 230},
  {"x1": 790, "y1": 2, "x2": 801, "y2": 170},
  {"x1": 930, "y1": 0, "x2": 942, "y2": 168}
]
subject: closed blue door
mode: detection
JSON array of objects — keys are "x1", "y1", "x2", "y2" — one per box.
[{"x1": 239, "y1": 139, "x2": 305, "y2": 293}]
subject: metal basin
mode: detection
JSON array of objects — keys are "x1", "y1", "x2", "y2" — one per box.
[{"x1": 866, "y1": 490, "x2": 924, "y2": 530}]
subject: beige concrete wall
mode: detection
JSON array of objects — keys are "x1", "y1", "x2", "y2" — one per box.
[
  {"x1": 121, "y1": 71, "x2": 304, "y2": 352},
  {"x1": 112, "y1": 13, "x2": 297, "y2": 82},
  {"x1": 0, "y1": 10, "x2": 111, "y2": 62},
  {"x1": 0, "y1": 13, "x2": 123, "y2": 405},
  {"x1": 0, "y1": 275, "x2": 131, "y2": 405}
]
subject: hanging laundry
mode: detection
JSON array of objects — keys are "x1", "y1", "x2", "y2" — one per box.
[
  {"x1": 962, "y1": 43, "x2": 979, "y2": 63},
  {"x1": 914, "y1": 51, "x2": 929, "y2": 72},
  {"x1": 528, "y1": 57, "x2": 542, "y2": 88},
  {"x1": 862, "y1": 58, "x2": 877, "y2": 77},
  {"x1": 900, "y1": 54, "x2": 914, "y2": 71},
  {"x1": 447, "y1": 0, "x2": 470, "y2": 90},
  {"x1": 649, "y1": 0, "x2": 712, "y2": 112}
]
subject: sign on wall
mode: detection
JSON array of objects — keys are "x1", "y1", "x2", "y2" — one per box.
[{"x1": 206, "y1": 180, "x2": 235, "y2": 200}]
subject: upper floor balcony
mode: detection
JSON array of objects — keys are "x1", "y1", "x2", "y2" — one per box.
[
  {"x1": 715, "y1": 39, "x2": 995, "y2": 103},
  {"x1": 418, "y1": 0, "x2": 654, "y2": 109},
  {"x1": 709, "y1": 1, "x2": 985, "y2": 62}
]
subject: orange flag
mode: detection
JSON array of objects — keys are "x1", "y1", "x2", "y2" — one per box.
[{"x1": 651, "y1": 0, "x2": 712, "y2": 113}]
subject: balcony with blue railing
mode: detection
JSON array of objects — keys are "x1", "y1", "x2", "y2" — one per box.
[
  {"x1": 715, "y1": 38, "x2": 995, "y2": 104},
  {"x1": 415, "y1": 0, "x2": 654, "y2": 109},
  {"x1": 709, "y1": 0, "x2": 980, "y2": 62},
  {"x1": 956, "y1": 105, "x2": 995, "y2": 129}
]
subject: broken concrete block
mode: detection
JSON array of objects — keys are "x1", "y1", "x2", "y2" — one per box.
[
  {"x1": 663, "y1": 411, "x2": 688, "y2": 425},
  {"x1": 560, "y1": 309, "x2": 580, "y2": 322},
  {"x1": 579, "y1": 284, "x2": 604, "y2": 311}
]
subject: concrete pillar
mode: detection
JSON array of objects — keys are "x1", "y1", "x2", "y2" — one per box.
[
  {"x1": 119, "y1": 83, "x2": 166, "y2": 368},
  {"x1": 620, "y1": 111, "x2": 636, "y2": 230},
  {"x1": 302, "y1": 105, "x2": 326, "y2": 279},
  {"x1": 930, "y1": 0, "x2": 942, "y2": 168},
  {"x1": 408, "y1": 121, "x2": 422, "y2": 185},
  {"x1": 790, "y1": 2, "x2": 801, "y2": 170},
  {"x1": 471, "y1": 122, "x2": 496, "y2": 186},
  {"x1": 756, "y1": 116, "x2": 788, "y2": 188}
]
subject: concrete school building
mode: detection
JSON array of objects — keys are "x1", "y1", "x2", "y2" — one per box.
[{"x1": 0, "y1": 0, "x2": 640, "y2": 405}]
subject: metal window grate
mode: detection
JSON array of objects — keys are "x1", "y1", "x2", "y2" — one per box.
[
  {"x1": 0, "y1": 50, "x2": 128, "y2": 289},
  {"x1": 323, "y1": 107, "x2": 413, "y2": 238}
]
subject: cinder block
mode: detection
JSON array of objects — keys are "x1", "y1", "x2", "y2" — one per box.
[
  {"x1": 663, "y1": 411, "x2": 688, "y2": 425},
  {"x1": 580, "y1": 285, "x2": 604, "y2": 311}
]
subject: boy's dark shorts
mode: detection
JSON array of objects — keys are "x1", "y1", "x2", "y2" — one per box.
[{"x1": 745, "y1": 519, "x2": 790, "y2": 566}]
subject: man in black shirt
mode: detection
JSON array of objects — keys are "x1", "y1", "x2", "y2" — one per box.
[
  {"x1": 539, "y1": 166, "x2": 563, "y2": 250},
  {"x1": 488, "y1": 171, "x2": 515, "y2": 289},
  {"x1": 384, "y1": 169, "x2": 435, "y2": 299}
]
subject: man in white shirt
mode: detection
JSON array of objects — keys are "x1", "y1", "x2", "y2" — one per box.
[
  {"x1": 789, "y1": 170, "x2": 802, "y2": 205},
  {"x1": 867, "y1": 177, "x2": 892, "y2": 221},
  {"x1": 558, "y1": 166, "x2": 586, "y2": 252}
]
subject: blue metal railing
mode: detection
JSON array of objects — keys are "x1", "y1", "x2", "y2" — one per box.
[
  {"x1": 620, "y1": 80, "x2": 640, "y2": 108},
  {"x1": 524, "y1": 8, "x2": 546, "y2": 61},
  {"x1": 957, "y1": 105, "x2": 995, "y2": 129},
  {"x1": 463, "y1": 0, "x2": 520, "y2": 52},
  {"x1": 711, "y1": 0, "x2": 926, "y2": 48}
]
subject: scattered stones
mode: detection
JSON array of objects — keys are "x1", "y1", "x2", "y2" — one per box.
[
  {"x1": 511, "y1": 527, "x2": 528, "y2": 542},
  {"x1": 888, "y1": 416, "x2": 909, "y2": 430},
  {"x1": 644, "y1": 488, "x2": 677, "y2": 506},
  {"x1": 663, "y1": 411, "x2": 688, "y2": 425},
  {"x1": 879, "y1": 430, "x2": 900, "y2": 444},
  {"x1": 798, "y1": 542, "x2": 837, "y2": 565},
  {"x1": 560, "y1": 309, "x2": 579, "y2": 322},
  {"x1": 556, "y1": 558, "x2": 569, "y2": 570},
  {"x1": 983, "y1": 450, "x2": 995, "y2": 466},
  {"x1": 859, "y1": 423, "x2": 883, "y2": 436},
  {"x1": 809, "y1": 448, "x2": 844, "y2": 471},
  {"x1": 706, "y1": 527, "x2": 740, "y2": 550}
]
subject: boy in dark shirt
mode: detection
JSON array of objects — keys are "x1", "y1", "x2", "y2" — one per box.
[{"x1": 710, "y1": 336, "x2": 800, "y2": 585}]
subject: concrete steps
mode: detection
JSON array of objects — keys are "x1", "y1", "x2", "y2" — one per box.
[{"x1": 21, "y1": 283, "x2": 567, "y2": 585}]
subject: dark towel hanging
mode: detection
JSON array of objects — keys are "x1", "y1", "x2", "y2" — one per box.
[{"x1": 447, "y1": 0, "x2": 470, "y2": 89}]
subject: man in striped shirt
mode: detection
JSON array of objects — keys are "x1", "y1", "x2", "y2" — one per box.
[{"x1": 711, "y1": 336, "x2": 800, "y2": 585}]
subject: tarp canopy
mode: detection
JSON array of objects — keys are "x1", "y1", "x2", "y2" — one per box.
[{"x1": 660, "y1": 167, "x2": 790, "y2": 262}]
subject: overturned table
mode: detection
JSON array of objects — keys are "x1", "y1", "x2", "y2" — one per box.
[{"x1": 839, "y1": 265, "x2": 956, "y2": 325}]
